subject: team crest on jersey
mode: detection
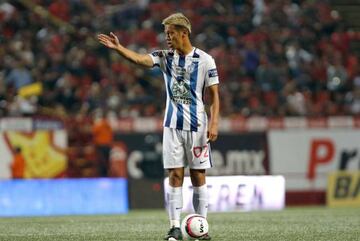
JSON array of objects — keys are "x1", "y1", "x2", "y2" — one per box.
[{"x1": 187, "y1": 62, "x2": 197, "y2": 73}]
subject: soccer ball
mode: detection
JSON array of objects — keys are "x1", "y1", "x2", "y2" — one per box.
[{"x1": 181, "y1": 214, "x2": 209, "y2": 240}]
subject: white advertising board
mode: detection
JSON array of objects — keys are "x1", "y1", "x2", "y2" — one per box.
[
  {"x1": 164, "y1": 175, "x2": 285, "y2": 212},
  {"x1": 268, "y1": 129, "x2": 360, "y2": 190}
]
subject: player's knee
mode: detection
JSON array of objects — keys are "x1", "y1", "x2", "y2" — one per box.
[
  {"x1": 190, "y1": 169, "x2": 206, "y2": 187},
  {"x1": 168, "y1": 169, "x2": 184, "y2": 187}
]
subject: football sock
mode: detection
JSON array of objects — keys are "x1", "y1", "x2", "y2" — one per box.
[
  {"x1": 193, "y1": 184, "x2": 208, "y2": 218},
  {"x1": 168, "y1": 186, "x2": 182, "y2": 228}
]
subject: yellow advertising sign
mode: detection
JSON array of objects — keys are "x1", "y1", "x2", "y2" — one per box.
[
  {"x1": 4, "y1": 131, "x2": 67, "y2": 178},
  {"x1": 18, "y1": 82, "x2": 43, "y2": 98},
  {"x1": 327, "y1": 171, "x2": 360, "y2": 207}
]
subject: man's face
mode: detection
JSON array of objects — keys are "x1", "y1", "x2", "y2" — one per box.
[{"x1": 164, "y1": 25, "x2": 185, "y2": 50}]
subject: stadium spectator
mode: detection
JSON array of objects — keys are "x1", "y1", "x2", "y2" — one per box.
[
  {"x1": 0, "y1": 0, "x2": 359, "y2": 120},
  {"x1": 92, "y1": 110, "x2": 113, "y2": 177},
  {"x1": 11, "y1": 147, "x2": 26, "y2": 179},
  {"x1": 5, "y1": 58, "x2": 33, "y2": 90}
]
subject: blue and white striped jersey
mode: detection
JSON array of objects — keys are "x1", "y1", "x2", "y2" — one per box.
[{"x1": 149, "y1": 47, "x2": 219, "y2": 132}]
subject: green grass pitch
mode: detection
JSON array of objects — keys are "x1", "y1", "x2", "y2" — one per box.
[{"x1": 0, "y1": 207, "x2": 359, "y2": 241}]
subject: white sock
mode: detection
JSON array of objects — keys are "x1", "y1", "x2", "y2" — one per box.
[
  {"x1": 167, "y1": 186, "x2": 182, "y2": 228},
  {"x1": 193, "y1": 184, "x2": 208, "y2": 218}
]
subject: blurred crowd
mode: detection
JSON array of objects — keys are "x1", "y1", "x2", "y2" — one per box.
[{"x1": 1, "y1": 0, "x2": 360, "y2": 119}]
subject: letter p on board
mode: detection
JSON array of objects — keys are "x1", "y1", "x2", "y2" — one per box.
[{"x1": 307, "y1": 139, "x2": 335, "y2": 180}]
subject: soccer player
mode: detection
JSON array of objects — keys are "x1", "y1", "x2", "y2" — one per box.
[{"x1": 98, "y1": 13, "x2": 219, "y2": 241}]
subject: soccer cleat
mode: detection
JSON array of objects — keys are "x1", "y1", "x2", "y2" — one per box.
[
  {"x1": 164, "y1": 226, "x2": 183, "y2": 240},
  {"x1": 196, "y1": 233, "x2": 211, "y2": 240}
]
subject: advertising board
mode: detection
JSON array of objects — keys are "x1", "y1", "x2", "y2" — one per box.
[
  {"x1": 0, "y1": 178, "x2": 128, "y2": 216},
  {"x1": 327, "y1": 171, "x2": 360, "y2": 207},
  {"x1": 0, "y1": 130, "x2": 67, "y2": 179},
  {"x1": 164, "y1": 176, "x2": 285, "y2": 212},
  {"x1": 116, "y1": 132, "x2": 268, "y2": 180},
  {"x1": 117, "y1": 133, "x2": 269, "y2": 209},
  {"x1": 268, "y1": 130, "x2": 360, "y2": 190}
]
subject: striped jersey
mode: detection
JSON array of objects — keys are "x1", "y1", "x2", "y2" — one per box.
[{"x1": 149, "y1": 47, "x2": 219, "y2": 132}]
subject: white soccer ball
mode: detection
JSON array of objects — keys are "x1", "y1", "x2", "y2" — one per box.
[{"x1": 181, "y1": 214, "x2": 209, "y2": 240}]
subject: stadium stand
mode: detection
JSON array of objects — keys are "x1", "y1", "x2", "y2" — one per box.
[{"x1": 1, "y1": 0, "x2": 359, "y2": 120}]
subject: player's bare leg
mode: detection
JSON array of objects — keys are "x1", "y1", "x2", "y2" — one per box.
[
  {"x1": 164, "y1": 167, "x2": 184, "y2": 240},
  {"x1": 169, "y1": 168, "x2": 185, "y2": 187},
  {"x1": 190, "y1": 169, "x2": 206, "y2": 186}
]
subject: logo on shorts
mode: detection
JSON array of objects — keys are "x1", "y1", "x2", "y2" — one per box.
[
  {"x1": 200, "y1": 160, "x2": 207, "y2": 164},
  {"x1": 193, "y1": 146, "x2": 203, "y2": 158},
  {"x1": 193, "y1": 145, "x2": 209, "y2": 159}
]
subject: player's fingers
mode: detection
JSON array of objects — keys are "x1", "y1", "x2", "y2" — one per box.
[
  {"x1": 110, "y1": 32, "x2": 117, "y2": 39},
  {"x1": 97, "y1": 34, "x2": 109, "y2": 40},
  {"x1": 98, "y1": 38, "x2": 108, "y2": 44},
  {"x1": 207, "y1": 131, "x2": 213, "y2": 143},
  {"x1": 97, "y1": 35, "x2": 109, "y2": 43},
  {"x1": 208, "y1": 133, "x2": 218, "y2": 142}
]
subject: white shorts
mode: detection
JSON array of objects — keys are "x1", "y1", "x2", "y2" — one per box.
[{"x1": 162, "y1": 127, "x2": 213, "y2": 169}]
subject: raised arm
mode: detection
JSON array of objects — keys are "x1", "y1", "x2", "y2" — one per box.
[
  {"x1": 97, "y1": 32, "x2": 154, "y2": 68},
  {"x1": 207, "y1": 84, "x2": 220, "y2": 142}
]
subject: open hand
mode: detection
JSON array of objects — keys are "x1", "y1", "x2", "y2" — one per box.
[{"x1": 97, "y1": 32, "x2": 121, "y2": 50}]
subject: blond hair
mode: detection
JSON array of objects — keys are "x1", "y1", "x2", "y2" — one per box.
[{"x1": 162, "y1": 13, "x2": 191, "y2": 34}]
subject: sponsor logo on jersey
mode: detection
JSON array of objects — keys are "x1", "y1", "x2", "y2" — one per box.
[
  {"x1": 172, "y1": 65, "x2": 192, "y2": 105},
  {"x1": 151, "y1": 51, "x2": 163, "y2": 57},
  {"x1": 171, "y1": 80, "x2": 191, "y2": 105},
  {"x1": 208, "y1": 68, "x2": 218, "y2": 78}
]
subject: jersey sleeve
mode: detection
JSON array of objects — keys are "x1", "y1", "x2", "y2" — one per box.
[
  {"x1": 205, "y1": 57, "x2": 219, "y2": 87},
  {"x1": 148, "y1": 50, "x2": 164, "y2": 68}
]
